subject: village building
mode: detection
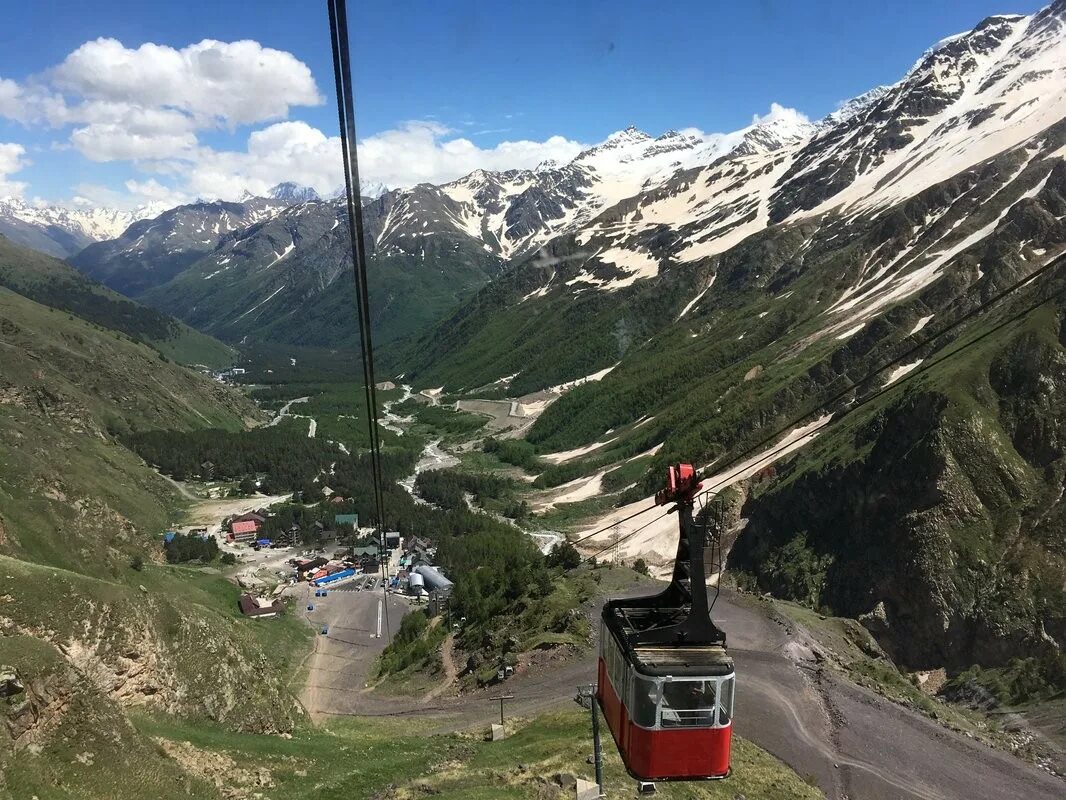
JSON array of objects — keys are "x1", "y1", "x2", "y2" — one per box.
[
  {"x1": 238, "y1": 593, "x2": 283, "y2": 618},
  {"x1": 229, "y1": 519, "x2": 258, "y2": 543}
]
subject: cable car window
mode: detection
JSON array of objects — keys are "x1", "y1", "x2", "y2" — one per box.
[
  {"x1": 602, "y1": 629, "x2": 626, "y2": 696},
  {"x1": 718, "y1": 676, "x2": 735, "y2": 725},
  {"x1": 630, "y1": 674, "x2": 660, "y2": 727},
  {"x1": 660, "y1": 679, "x2": 718, "y2": 728}
]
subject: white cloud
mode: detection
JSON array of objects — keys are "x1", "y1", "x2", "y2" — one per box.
[
  {"x1": 0, "y1": 79, "x2": 23, "y2": 120},
  {"x1": 358, "y1": 121, "x2": 586, "y2": 187},
  {"x1": 63, "y1": 179, "x2": 190, "y2": 212},
  {"x1": 0, "y1": 142, "x2": 29, "y2": 197},
  {"x1": 72, "y1": 125, "x2": 199, "y2": 162},
  {"x1": 751, "y1": 102, "x2": 811, "y2": 127},
  {"x1": 123, "y1": 178, "x2": 193, "y2": 209},
  {"x1": 0, "y1": 37, "x2": 324, "y2": 168},
  {"x1": 175, "y1": 120, "x2": 588, "y2": 201},
  {"x1": 51, "y1": 38, "x2": 322, "y2": 127}
]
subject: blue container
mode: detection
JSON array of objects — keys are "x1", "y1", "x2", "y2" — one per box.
[{"x1": 321, "y1": 590, "x2": 328, "y2": 596}]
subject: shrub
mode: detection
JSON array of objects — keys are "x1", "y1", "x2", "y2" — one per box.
[{"x1": 546, "y1": 541, "x2": 581, "y2": 570}]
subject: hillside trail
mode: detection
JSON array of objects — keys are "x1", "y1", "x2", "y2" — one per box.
[{"x1": 423, "y1": 632, "x2": 459, "y2": 701}]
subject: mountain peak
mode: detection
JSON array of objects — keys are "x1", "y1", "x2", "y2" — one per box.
[
  {"x1": 821, "y1": 86, "x2": 892, "y2": 128},
  {"x1": 268, "y1": 182, "x2": 321, "y2": 203},
  {"x1": 602, "y1": 126, "x2": 652, "y2": 146}
]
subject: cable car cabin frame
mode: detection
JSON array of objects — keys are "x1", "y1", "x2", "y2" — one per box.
[{"x1": 596, "y1": 465, "x2": 734, "y2": 781}]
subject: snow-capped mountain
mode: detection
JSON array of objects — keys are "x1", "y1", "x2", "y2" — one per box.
[
  {"x1": 135, "y1": 193, "x2": 506, "y2": 348},
  {"x1": 71, "y1": 197, "x2": 292, "y2": 296},
  {"x1": 267, "y1": 182, "x2": 321, "y2": 203},
  {"x1": 359, "y1": 181, "x2": 391, "y2": 200},
  {"x1": 769, "y1": 7, "x2": 1066, "y2": 221},
  {"x1": 0, "y1": 197, "x2": 167, "y2": 258},
  {"x1": 404, "y1": 1, "x2": 1065, "y2": 390},
  {"x1": 67, "y1": 1, "x2": 1065, "y2": 370},
  {"x1": 369, "y1": 115, "x2": 816, "y2": 263}
]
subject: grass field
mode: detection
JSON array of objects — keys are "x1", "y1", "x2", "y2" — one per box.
[{"x1": 127, "y1": 707, "x2": 824, "y2": 800}]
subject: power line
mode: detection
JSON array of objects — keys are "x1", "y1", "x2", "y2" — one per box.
[
  {"x1": 572, "y1": 502, "x2": 661, "y2": 545},
  {"x1": 596, "y1": 269, "x2": 1066, "y2": 563},
  {"x1": 689, "y1": 253, "x2": 1066, "y2": 503},
  {"x1": 327, "y1": 0, "x2": 390, "y2": 637},
  {"x1": 587, "y1": 508, "x2": 672, "y2": 560}
]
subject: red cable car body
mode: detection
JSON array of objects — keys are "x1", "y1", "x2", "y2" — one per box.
[{"x1": 596, "y1": 464, "x2": 734, "y2": 782}]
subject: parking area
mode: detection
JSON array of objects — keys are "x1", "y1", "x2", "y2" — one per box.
[
  {"x1": 325, "y1": 573, "x2": 380, "y2": 592},
  {"x1": 298, "y1": 582, "x2": 412, "y2": 721}
]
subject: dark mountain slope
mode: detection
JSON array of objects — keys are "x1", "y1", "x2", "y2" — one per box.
[
  {"x1": 0, "y1": 234, "x2": 233, "y2": 367},
  {"x1": 70, "y1": 197, "x2": 288, "y2": 296},
  {"x1": 731, "y1": 288, "x2": 1066, "y2": 674},
  {"x1": 139, "y1": 199, "x2": 506, "y2": 348}
]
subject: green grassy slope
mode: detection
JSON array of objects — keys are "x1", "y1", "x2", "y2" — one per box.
[
  {"x1": 126, "y1": 707, "x2": 822, "y2": 800},
  {"x1": 0, "y1": 282, "x2": 304, "y2": 743},
  {"x1": 0, "y1": 235, "x2": 234, "y2": 368},
  {"x1": 0, "y1": 283, "x2": 259, "y2": 569}
]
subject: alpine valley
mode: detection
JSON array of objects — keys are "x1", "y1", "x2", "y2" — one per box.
[
  {"x1": 3, "y1": 2, "x2": 1066, "y2": 795},
  {"x1": 49, "y1": 2, "x2": 1066, "y2": 668}
]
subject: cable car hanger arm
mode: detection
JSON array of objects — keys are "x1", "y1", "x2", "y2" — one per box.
[{"x1": 604, "y1": 464, "x2": 726, "y2": 647}]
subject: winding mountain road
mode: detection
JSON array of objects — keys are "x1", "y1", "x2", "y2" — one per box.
[{"x1": 301, "y1": 585, "x2": 1061, "y2": 800}]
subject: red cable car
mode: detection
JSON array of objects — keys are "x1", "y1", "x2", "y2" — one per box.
[{"x1": 597, "y1": 464, "x2": 734, "y2": 782}]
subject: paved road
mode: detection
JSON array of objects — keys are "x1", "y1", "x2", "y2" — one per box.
[{"x1": 299, "y1": 584, "x2": 1063, "y2": 800}]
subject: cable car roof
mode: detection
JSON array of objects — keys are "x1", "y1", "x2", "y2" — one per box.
[{"x1": 604, "y1": 604, "x2": 734, "y2": 677}]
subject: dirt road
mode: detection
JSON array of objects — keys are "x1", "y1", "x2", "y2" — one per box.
[
  {"x1": 267, "y1": 396, "x2": 309, "y2": 426},
  {"x1": 301, "y1": 585, "x2": 1062, "y2": 800},
  {"x1": 299, "y1": 585, "x2": 413, "y2": 724}
]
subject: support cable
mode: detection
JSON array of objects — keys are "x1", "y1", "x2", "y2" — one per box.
[{"x1": 327, "y1": 0, "x2": 390, "y2": 637}]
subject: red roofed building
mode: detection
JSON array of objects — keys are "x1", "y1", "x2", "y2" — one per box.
[{"x1": 229, "y1": 519, "x2": 259, "y2": 543}]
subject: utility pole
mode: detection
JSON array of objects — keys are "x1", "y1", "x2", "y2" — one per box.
[
  {"x1": 579, "y1": 684, "x2": 604, "y2": 796},
  {"x1": 490, "y1": 693, "x2": 514, "y2": 726}
]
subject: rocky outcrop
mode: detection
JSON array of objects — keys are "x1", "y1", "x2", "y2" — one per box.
[{"x1": 3, "y1": 663, "x2": 73, "y2": 750}]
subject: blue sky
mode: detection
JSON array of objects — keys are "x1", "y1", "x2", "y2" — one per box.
[{"x1": 0, "y1": 0, "x2": 1047, "y2": 207}]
